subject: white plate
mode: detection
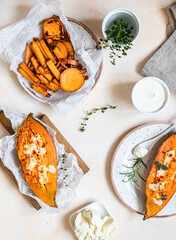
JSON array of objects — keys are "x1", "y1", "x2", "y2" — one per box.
[
  {"x1": 111, "y1": 122, "x2": 176, "y2": 217},
  {"x1": 69, "y1": 202, "x2": 110, "y2": 233},
  {"x1": 21, "y1": 18, "x2": 102, "y2": 103}
]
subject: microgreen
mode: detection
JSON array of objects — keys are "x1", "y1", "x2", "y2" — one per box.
[
  {"x1": 96, "y1": 19, "x2": 134, "y2": 65},
  {"x1": 155, "y1": 161, "x2": 168, "y2": 170},
  {"x1": 60, "y1": 154, "x2": 68, "y2": 187},
  {"x1": 120, "y1": 158, "x2": 147, "y2": 187},
  {"x1": 80, "y1": 105, "x2": 117, "y2": 132},
  {"x1": 161, "y1": 193, "x2": 167, "y2": 201}
]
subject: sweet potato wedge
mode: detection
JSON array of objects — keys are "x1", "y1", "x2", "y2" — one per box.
[
  {"x1": 60, "y1": 68, "x2": 84, "y2": 92},
  {"x1": 30, "y1": 41, "x2": 46, "y2": 68},
  {"x1": 38, "y1": 66, "x2": 53, "y2": 81},
  {"x1": 16, "y1": 114, "x2": 57, "y2": 207},
  {"x1": 25, "y1": 43, "x2": 33, "y2": 65},
  {"x1": 46, "y1": 60, "x2": 60, "y2": 80},
  {"x1": 62, "y1": 41, "x2": 74, "y2": 59},
  {"x1": 43, "y1": 16, "x2": 64, "y2": 40},
  {"x1": 39, "y1": 39, "x2": 56, "y2": 63},
  {"x1": 53, "y1": 42, "x2": 68, "y2": 59},
  {"x1": 144, "y1": 134, "x2": 176, "y2": 219}
]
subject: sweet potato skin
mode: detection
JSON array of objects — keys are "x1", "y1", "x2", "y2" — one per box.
[
  {"x1": 144, "y1": 134, "x2": 176, "y2": 219},
  {"x1": 16, "y1": 114, "x2": 57, "y2": 207}
]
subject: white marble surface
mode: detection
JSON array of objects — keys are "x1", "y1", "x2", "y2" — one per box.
[{"x1": 1, "y1": 0, "x2": 176, "y2": 239}]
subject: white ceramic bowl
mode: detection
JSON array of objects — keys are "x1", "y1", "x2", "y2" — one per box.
[
  {"x1": 131, "y1": 77, "x2": 170, "y2": 115},
  {"x1": 102, "y1": 8, "x2": 140, "y2": 42}
]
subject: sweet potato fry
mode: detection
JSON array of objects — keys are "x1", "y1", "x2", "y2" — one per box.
[
  {"x1": 31, "y1": 56, "x2": 40, "y2": 73},
  {"x1": 80, "y1": 69, "x2": 87, "y2": 74},
  {"x1": 53, "y1": 44, "x2": 67, "y2": 60},
  {"x1": 27, "y1": 61, "x2": 34, "y2": 72},
  {"x1": 39, "y1": 39, "x2": 56, "y2": 62},
  {"x1": 30, "y1": 41, "x2": 46, "y2": 68},
  {"x1": 46, "y1": 60, "x2": 60, "y2": 80},
  {"x1": 55, "y1": 61, "x2": 60, "y2": 68},
  {"x1": 60, "y1": 68, "x2": 84, "y2": 92},
  {"x1": 52, "y1": 79, "x2": 60, "y2": 86},
  {"x1": 25, "y1": 43, "x2": 33, "y2": 65},
  {"x1": 62, "y1": 41, "x2": 74, "y2": 59},
  {"x1": 20, "y1": 62, "x2": 40, "y2": 83},
  {"x1": 38, "y1": 66, "x2": 53, "y2": 81},
  {"x1": 18, "y1": 67, "x2": 47, "y2": 90},
  {"x1": 61, "y1": 58, "x2": 79, "y2": 66},
  {"x1": 36, "y1": 73, "x2": 59, "y2": 92},
  {"x1": 32, "y1": 85, "x2": 51, "y2": 97},
  {"x1": 33, "y1": 38, "x2": 48, "y2": 59}
]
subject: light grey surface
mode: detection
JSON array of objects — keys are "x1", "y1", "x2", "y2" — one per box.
[{"x1": 142, "y1": 3, "x2": 176, "y2": 92}]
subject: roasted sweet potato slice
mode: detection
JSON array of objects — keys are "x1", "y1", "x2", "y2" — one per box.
[
  {"x1": 53, "y1": 42, "x2": 68, "y2": 59},
  {"x1": 60, "y1": 68, "x2": 84, "y2": 92},
  {"x1": 62, "y1": 41, "x2": 74, "y2": 59},
  {"x1": 144, "y1": 134, "x2": 176, "y2": 219},
  {"x1": 43, "y1": 16, "x2": 64, "y2": 40},
  {"x1": 16, "y1": 114, "x2": 57, "y2": 207},
  {"x1": 25, "y1": 43, "x2": 33, "y2": 65}
]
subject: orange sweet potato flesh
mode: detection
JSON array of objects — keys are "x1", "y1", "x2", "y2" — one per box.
[
  {"x1": 16, "y1": 114, "x2": 57, "y2": 207},
  {"x1": 144, "y1": 134, "x2": 176, "y2": 219},
  {"x1": 60, "y1": 68, "x2": 84, "y2": 92},
  {"x1": 62, "y1": 41, "x2": 74, "y2": 59},
  {"x1": 43, "y1": 16, "x2": 64, "y2": 40}
]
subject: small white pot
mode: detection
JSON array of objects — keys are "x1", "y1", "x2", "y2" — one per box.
[{"x1": 102, "y1": 8, "x2": 140, "y2": 43}]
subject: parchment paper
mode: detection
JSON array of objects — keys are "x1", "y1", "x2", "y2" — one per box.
[
  {"x1": 0, "y1": 107, "x2": 83, "y2": 213},
  {"x1": 0, "y1": 0, "x2": 102, "y2": 114}
]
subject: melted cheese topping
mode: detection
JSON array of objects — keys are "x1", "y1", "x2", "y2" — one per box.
[
  {"x1": 149, "y1": 182, "x2": 165, "y2": 191},
  {"x1": 48, "y1": 165, "x2": 56, "y2": 173}
]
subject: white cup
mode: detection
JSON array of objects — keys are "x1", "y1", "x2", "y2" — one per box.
[{"x1": 102, "y1": 8, "x2": 140, "y2": 43}]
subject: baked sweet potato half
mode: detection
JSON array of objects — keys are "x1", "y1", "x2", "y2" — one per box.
[
  {"x1": 16, "y1": 114, "x2": 57, "y2": 207},
  {"x1": 144, "y1": 134, "x2": 176, "y2": 219}
]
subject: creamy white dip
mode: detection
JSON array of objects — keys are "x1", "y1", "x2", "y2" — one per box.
[{"x1": 132, "y1": 79, "x2": 166, "y2": 113}]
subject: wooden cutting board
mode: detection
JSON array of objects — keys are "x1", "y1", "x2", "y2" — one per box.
[{"x1": 0, "y1": 110, "x2": 89, "y2": 210}]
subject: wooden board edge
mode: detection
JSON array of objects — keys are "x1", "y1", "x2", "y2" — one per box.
[{"x1": 39, "y1": 114, "x2": 90, "y2": 174}]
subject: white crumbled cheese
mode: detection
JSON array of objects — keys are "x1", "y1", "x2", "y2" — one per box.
[
  {"x1": 38, "y1": 165, "x2": 48, "y2": 186},
  {"x1": 149, "y1": 182, "x2": 165, "y2": 191},
  {"x1": 26, "y1": 156, "x2": 37, "y2": 171},
  {"x1": 153, "y1": 198, "x2": 163, "y2": 206},
  {"x1": 74, "y1": 209, "x2": 116, "y2": 240},
  {"x1": 164, "y1": 150, "x2": 175, "y2": 166},
  {"x1": 24, "y1": 134, "x2": 46, "y2": 157},
  {"x1": 157, "y1": 169, "x2": 166, "y2": 178},
  {"x1": 149, "y1": 183, "x2": 159, "y2": 191},
  {"x1": 48, "y1": 165, "x2": 56, "y2": 173}
]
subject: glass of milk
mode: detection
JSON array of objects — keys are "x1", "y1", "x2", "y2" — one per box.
[{"x1": 131, "y1": 77, "x2": 170, "y2": 115}]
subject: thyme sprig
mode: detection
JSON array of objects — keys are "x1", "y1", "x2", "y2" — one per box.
[
  {"x1": 96, "y1": 19, "x2": 134, "y2": 65},
  {"x1": 120, "y1": 158, "x2": 147, "y2": 187},
  {"x1": 155, "y1": 161, "x2": 168, "y2": 170},
  {"x1": 80, "y1": 105, "x2": 117, "y2": 132},
  {"x1": 60, "y1": 154, "x2": 68, "y2": 187}
]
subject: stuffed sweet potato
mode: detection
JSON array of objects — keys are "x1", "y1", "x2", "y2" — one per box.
[
  {"x1": 16, "y1": 114, "x2": 57, "y2": 207},
  {"x1": 144, "y1": 134, "x2": 176, "y2": 219}
]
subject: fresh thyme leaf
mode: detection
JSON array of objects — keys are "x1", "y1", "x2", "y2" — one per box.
[
  {"x1": 155, "y1": 161, "x2": 160, "y2": 166},
  {"x1": 161, "y1": 165, "x2": 168, "y2": 170},
  {"x1": 120, "y1": 157, "x2": 147, "y2": 187},
  {"x1": 80, "y1": 105, "x2": 117, "y2": 132},
  {"x1": 97, "y1": 19, "x2": 134, "y2": 65},
  {"x1": 60, "y1": 154, "x2": 68, "y2": 187},
  {"x1": 161, "y1": 193, "x2": 167, "y2": 201}
]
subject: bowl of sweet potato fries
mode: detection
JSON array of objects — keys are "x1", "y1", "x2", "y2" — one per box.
[{"x1": 18, "y1": 15, "x2": 88, "y2": 98}]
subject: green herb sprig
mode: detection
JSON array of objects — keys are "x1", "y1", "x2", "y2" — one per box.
[
  {"x1": 96, "y1": 19, "x2": 134, "y2": 65},
  {"x1": 120, "y1": 158, "x2": 147, "y2": 187},
  {"x1": 60, "y1": 154, "x2": 68, "y2": 187},
  {"x1": 80, "y1": 105, "x2": 117, "y2": 132},
  {"x1": 161, "y1": 193, "x2": 167, "y2": 201},
  {"x1": 155, "y1": 161, "x2": 168, "y2": 170}
]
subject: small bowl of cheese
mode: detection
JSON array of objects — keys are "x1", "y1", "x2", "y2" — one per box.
[
  {"x1": 69, "y1": 202, "x2": 117, "y2": 240},
  {"x1": 131, "y1": 77, "x2": 170, "y2": 115}
]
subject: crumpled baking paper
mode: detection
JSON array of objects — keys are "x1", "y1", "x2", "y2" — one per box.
[
  {"x1": 0, "y1": 107, "x2": 83, "y2": 213},
  {"x1": 0, "y1": 0, "x2": 102, "y2": 114}
]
